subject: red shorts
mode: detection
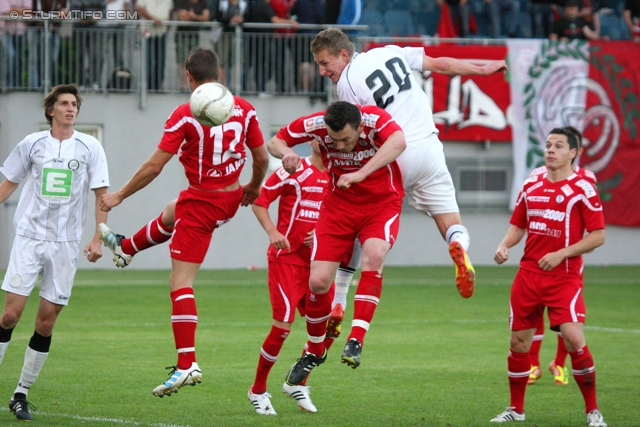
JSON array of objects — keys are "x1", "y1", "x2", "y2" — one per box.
[
  {"x1": 170, "y1": 187, "x2": 243, "y2": 263},
  {"x1": 268, "y1": 261, "x2": 309, "y2": 323},
  {"x1": 510, "y1": 268, "x2": 586, "y2": 332},
  {"x1": 312, "y1": 196, "x2": 402, "y2": 263}
]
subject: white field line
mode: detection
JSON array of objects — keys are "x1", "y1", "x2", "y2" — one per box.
[
  {"x1": 72, "y1": 278, "x2": 640, "y2": 287},
  {"x1": 0, "y1": 407, "x2": 191, "y2": 427}
]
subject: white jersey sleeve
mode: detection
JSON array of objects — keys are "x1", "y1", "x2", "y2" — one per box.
[
  {"x1": 0, "y1": 134, "x2": 34, "y2": 184},
  {"x1": 337, "y1": 46, "x2": 437, "y2": 144}
]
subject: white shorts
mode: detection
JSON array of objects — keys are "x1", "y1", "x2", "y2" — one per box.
[
  {"x1": 396, "y1": 132, "x2": 459, "y2": 216},
  {"x1": 2, "y1": 235, "x2": 80, "y2": 306}
]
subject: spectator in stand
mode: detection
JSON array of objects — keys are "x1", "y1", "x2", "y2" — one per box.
[
  {"x1": 291, "y1": 0, "x2": 324, "y2": 92},
  {"x1": 214, "y1": 0, "x2": 248, "y2": 86},
  {"x1": 484, "y1": 0, "x2": 520, "y2": 38},
  {"x1": 136, "y1": 0, "x2": 172, "y2": 91},
  {"x1": 175, "y1": 0, "x2": 210, "y2": 91},
  {"x1": 271, "y1": 0, "x2": 297, "y2": 92},
  {"x1": 336, "y1": 0, "x2": 362, "y2": 31},
  {"x1": 70, "y1": 0, "x2": 107, "y2": 90},
  {"x1": 623, "y1": 0, "x2": 640, "y2": 42},
  {"x1": 325, "y1": 0, "x2": 341, "y2": 24},
  {"x1": 27, "y1": 0, "x2": 66, "y2": 89},
  {"x1": 0, "y1": 0, "x2": 30, "y2": 88},
  {"x1": 531, "y1": 0, "x2": 557, "y2": 38},
  {"x1": 441, "y1": 0, "x2": 471, "y2": 37},
  {"x1": 102, "y1": 0, "x2": 133, "y2": 77},
  {"x1": 550, "y1": 0, "x2": 599, "y2": 40},
  {"x1": 244, "y1": 0, "x2": 297, "y2": 93}
]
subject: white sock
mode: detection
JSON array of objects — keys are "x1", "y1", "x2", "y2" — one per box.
[
  {"x1": 14, "y1": 347, "x2": 49, "y2": 397},
  {"x1": 0, "y1": 341, "x2": 9, "y2": 364},
  {"x1": 334, "y1": 268, "x2": 354, "y2": 309},
  {"x1": 332, "y1": 239, "x2": 363, "y2": 309},
  {"x1": 446, "y1": 224, "x2": 470, "y2": 251}
]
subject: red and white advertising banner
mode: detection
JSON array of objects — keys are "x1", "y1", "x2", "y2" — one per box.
[
  {"x1": 364, "y1": 42, "x2": 511, "y2": 142},
  {"x1": 508, "y1": 39, "x2": 640, "y2": 227}
]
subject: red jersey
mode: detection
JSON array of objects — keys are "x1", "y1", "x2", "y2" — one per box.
[
  {"x1": 276, "y1": 105, "x2": 404, "y2": 205},
  {"x1": 158, "y1": 96, "x2": 264, "y2": 190},
  {"x1": 529, "y1": 165, "x2": 597, "y2": 184},
  {"x1": 511, "y1": 173, "x2": 605, "y2": 277},
  {"x1": 254, "y1": 157, "x2": 328, "y2": 267}
]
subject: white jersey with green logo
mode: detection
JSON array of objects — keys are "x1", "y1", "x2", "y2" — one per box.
[{"x1": 0, "y1": 130, "x2": 109, "y2": 242}]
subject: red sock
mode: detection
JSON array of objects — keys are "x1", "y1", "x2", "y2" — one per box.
[
  {"x1": 122, "y1": 211, "x2": 173, "y2": 255},
  {"x1": 508, "y1": 350, "x2": 530, "y2": 414},
  {"x1": 554, "y1": 333, "x2": 568, "y2": 367},
  {"x1": 569, "y1": 345, "x2": 598, "y2": 413},
  {"x1": 529, "y1": 317, "x2": 544, "y2": 367},
  {"x1": 305, "y1": 288, "x2": 332, "y2": 357},
  {"x1": 251, "y1": 325, "x2": 289, "y2": 394},
  {"x1": 348, "y1": 271, "x2": 382, "y2": 345},
  {"x1": 529, "y1": 339, "x2": 542, "y2": 368},
  {"x1": 171, "y1": 287, "x2": 197, "y2": 369}
]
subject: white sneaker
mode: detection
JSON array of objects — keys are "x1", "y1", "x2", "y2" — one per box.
[
  {"x1": 152, "y1": 362, "x2": 202, "y2": 397},
  {"x1": 98, "y1": 223, "x2": 133, "y2": 268},
  {"x1": 282, "y1": 383, "x2": 317, "y2": 413},
  {"x1": 247, "y1": 388, "x2": 277, "y2": 415},
  {"x1": 587, "y1": 409, "x2": 608, "y2": 427},
  {"x1": 490, "y1": 407, "x2": 525, "y2": 423}
]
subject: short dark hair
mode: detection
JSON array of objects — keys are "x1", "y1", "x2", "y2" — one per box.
[
  {"x1": 311, "y1": 28, "x2": 355, "y2": 57},
  {"x1": 565, "y1": 0, "x2": 580, "y2": 8},
  {"x1": 324, "y1": 101, "x2": 361, "y2": 132},
  {"x1": 43, "y1": 84, "x2": 82, "y2": 125},
  {"x1": 549, "y1": 127, "x2": 579, "y2": 164},
  {"x1": 186, "y1": 47, "x2": 219, "y2": 83},
  {"x1": 563, "y1": 125, "x2": 582, "y2": 149}
]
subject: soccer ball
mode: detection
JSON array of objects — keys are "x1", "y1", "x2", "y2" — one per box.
[{"x1": 190, "y1": 82, "x2": 235, "y2": 127}]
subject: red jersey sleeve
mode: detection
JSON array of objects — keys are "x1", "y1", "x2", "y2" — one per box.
[
  {"x1": 158, "y1": 105, "x2": 191, "y2": 154},
  {"x1": 360, "y1": 105, "x2": 403, "y2": 147},
  {"x1": 510, "y1": 177, "x2": 538, "y2": 229},
  {"x1": 254, "y1": 166, "x2": 288, "y2": 209},
  {"x1": 237, "y1": 97, "x2": 265, "y2": 149},
  {"x1": 276, "y1": 112, "x2": 326, "y2": 147},
  {"x1": 575, "y1": 179, "x2": 605, "y2": 232}
]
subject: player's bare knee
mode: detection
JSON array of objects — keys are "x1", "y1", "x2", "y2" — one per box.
[
  {"x1": 0, "y1": 310, "x2": 22, "y2": 330},
  {"x1": 308, "y1": 276, "x2": 331, "y2": 294},
  {"x1": 509, "y1": 334, "x2": 532, "y2": 353}
]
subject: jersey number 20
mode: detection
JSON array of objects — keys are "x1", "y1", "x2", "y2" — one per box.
[{"x1": 365, "y1": 57, "x2": 412, "y2": 109}]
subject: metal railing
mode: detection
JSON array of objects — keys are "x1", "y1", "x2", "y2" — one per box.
[{"x1": 0, "y1": 18, "x2": 368, "y2": 105}]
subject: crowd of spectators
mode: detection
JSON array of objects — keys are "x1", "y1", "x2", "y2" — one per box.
[{"x1": 0, "y1": 0, "x2": 638, "y2": 91}]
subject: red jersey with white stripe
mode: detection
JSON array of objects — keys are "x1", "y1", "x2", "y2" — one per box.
[
  {"x1": 511, "y1": 173, "x2": 605, "y2": 277},
  {"x1": 529, "y1": 165, "x2": 597, "y2": 184},
  {"x1": 254, "y1": 157, "x2": 328, "y2": 266},
  {"x1": 158, "y1": 96, "x2": 264, "y2": 190},
  {"x1": 276, "y1": 105, "x2": 404, "y2": 205}
]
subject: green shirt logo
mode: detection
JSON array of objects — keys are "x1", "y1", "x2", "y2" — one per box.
[{"x1": 42, "y1": 168, "x2": 72, "y2": 199}]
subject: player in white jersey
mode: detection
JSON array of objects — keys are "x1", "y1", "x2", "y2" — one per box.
[
  {"x1": 309, "y1": 28, "x2": 508, "y2": 332},
  {"x1": 0, "y1": 84, "x2": 110, "y2": 421}
]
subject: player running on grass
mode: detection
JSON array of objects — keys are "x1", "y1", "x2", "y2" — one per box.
[
  {"x1": 491, "y1": 128, "x2": 607, "y2": 427},
  {"x1": 247, "y1": 141, "x2": 330, "y2": 415},
  {"x1": 309, "y1": 28, "x2": 508, "y2": 338},
  {"x1": 526, "y1": 126, "x2": 597, "y2": 387},
  {"x1": 98, "y1": 47, "x2": 269, "y2": 397},
  {"x1": 269, "y1": 101, "x2": 406, "y2": 394}
]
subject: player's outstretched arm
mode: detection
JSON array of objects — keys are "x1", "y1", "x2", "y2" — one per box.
[
  {"x1": 423, "y1": 55, "x2": 508, "y2": 76},
  {"x1": 267, "y1": 136, "x2": 301, "y2": 175},
  {"x1": 85, "y1": 186, "x2": 108, "y2": 262},
  {"x1": 241, "y1": 144, "x2": 269, "y2": 206},
  {"x1": 538, "y1": 228, "x2": 605, "y2": 271},
  {"x1": 252, "y1": 204, "x2": 290, "y2": 252},
  {"x1": 494, "y1": 225, "x2": 526, "y2": 264},
  {"x1": 337, "y1": 131, "x2": 406, "y2": 189},
  {"x1": 0, "y1": 179, "x2": 19, "y2": 204},
  {"x1": 100, "y1": 148, "x2": 173, "y2": 212}
]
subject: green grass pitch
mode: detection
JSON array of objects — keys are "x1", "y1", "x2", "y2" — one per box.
[{"x1": 0, "y1": 266, "x2": 638, "y2": 426}]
